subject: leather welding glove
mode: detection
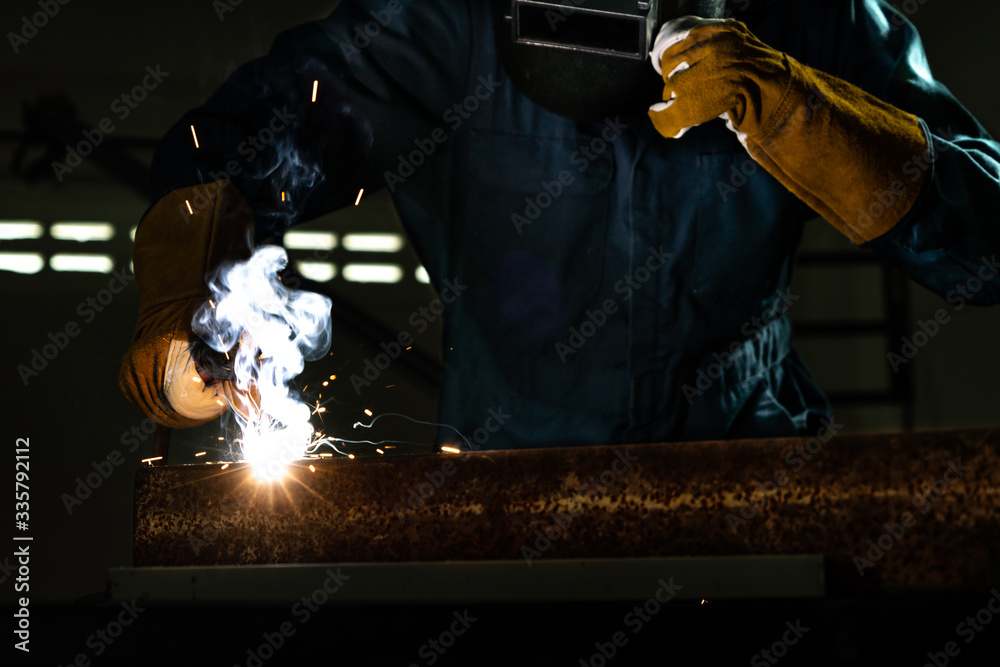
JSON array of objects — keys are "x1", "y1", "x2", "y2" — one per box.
[
  {"x1": 648, "y1": 17, "x2": 928, "y2": 244},
  {"x1": 119, "y1": 179, "x2": 256, "y2": 428}
]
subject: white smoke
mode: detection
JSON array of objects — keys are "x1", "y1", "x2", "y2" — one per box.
[{"x1": 192, "y1": 244, "x2": 332, "y2": 480}]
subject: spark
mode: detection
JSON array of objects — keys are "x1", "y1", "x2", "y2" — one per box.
[
  {"x1": 364, "y1": 409, "x2": 372, "y2": 416},
  {"x1": 319, "y1": 452, "x2": 333, "y2": 458},
  {"x1": 376, "y1": 448, "x2": 384, "y2": 454},
  {"x1": 309, "y1": 464, "x2": 316, "y2": 472},
  {"x1": 311, "y1": 79, "x2": 318, "y2": 103},
  {"x1": 185, "y1": 200, "x2": 194, "y2": 215},
  {"x1": 192, "y1": 375, "x2": 201, "y2": 383},
  {"x1": 322, "y1": 381, "x2": 328, "y2": 387},
  {"x1": 221, "y1": 463, "x2": 229, "y2": 469},
  {"x1": 354, "y1": 189, "x2": 364, "y2": 206},
  {"x1": 141, "y1": 456, "x2": 163, "y2": 464},
  {"x1": 190, "y1": 125, "x2": 200, "y2": 148},
  {"x1": 348, "y1": 454, "x2": 355, "y2": 459},
  {"x1": 195, "y1": 451, "x2": 206, "y2": 457},
  {"x1": 329, "y1": 374, "x2": 336, "y2": 380},
  {"x1": 281, "y1": 191, "x2": 286, "y2": 202},
  {"x1": 441, "y1": 446, "x2": 461, "y2": 454},
  {"x1": 217, "y1": 333, "x2": 230, "y2": 360}
]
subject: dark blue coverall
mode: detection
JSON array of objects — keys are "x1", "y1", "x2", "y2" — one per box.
[{"x1": 147, "y1": 0, "x2": 1000, "y2": 449}]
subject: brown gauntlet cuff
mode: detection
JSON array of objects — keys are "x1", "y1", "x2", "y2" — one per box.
[{"x1": 119, "y1": 180, "x2": 254, "y2": 428}]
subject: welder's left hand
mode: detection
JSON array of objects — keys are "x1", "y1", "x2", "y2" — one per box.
[{"x1": 647, "y1": 16, "x2": 929, "y2": 245}]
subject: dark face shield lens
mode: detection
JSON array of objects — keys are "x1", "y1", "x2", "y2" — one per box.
[{"x1": 512, "y1": 1, "x2": 657, "y2": 59}]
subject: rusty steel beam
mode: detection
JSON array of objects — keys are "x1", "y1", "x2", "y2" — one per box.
[{"x1": 133, "y1": 428, "x2": 1000, "y2": 595}]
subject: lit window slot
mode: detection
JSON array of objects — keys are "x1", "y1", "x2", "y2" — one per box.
[
  {"x1": 0, "y1": 221, "x2": 44, "y2": 240},
  {"x1": 342, "y1": 263, "x2": 403, "y2": 283},
  {"x1": 414, "y1": 266, "x2": 431, "y2": 284},
  {"x1": 50, "y1": 222, "x2": 115, "y2": 242},
  {"x1": 342, "y1": 233, "x2": 404, "y2": 253},
  {"x1": 285, "y1": 231, "x2": 338, "y2": 250},
  {"x1": 49, "y1": 254, "x2": 114, "y2": 273},
  {"x1": 0, "y1": 252, "x2": 45, "y2": 274},
  {"x1": 296, "y1": 261, "x2": 337, "y2": 282}
]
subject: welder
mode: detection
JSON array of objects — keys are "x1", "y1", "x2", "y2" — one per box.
[{"x1": 120, "y1": 0, "x2": 1000, "y2": 449}]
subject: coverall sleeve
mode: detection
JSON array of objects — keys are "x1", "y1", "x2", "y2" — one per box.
[
  {"x1": 821, "y1": 0, "x2": 1000, "y2": 305},
  {"x1": 148, "y1": 0, "x2": 472, "y2": 239}
]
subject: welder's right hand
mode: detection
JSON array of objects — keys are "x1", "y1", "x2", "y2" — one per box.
[{"x1": 119, "y1": 180, "x2": 254, "y2": 428}]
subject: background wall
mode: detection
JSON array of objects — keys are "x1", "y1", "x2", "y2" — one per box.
[{"x1": 0, "y1": 0, "x2": 997, "y2": 610}]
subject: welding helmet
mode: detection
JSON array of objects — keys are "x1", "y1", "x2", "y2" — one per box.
[{"x1": 494, "y1": 0, "x2": 728, "y2": 120}]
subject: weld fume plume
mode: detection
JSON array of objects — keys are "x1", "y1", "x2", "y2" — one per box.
[{"x1": 193, "y1": 244, "x2": 332, "y2": 479}]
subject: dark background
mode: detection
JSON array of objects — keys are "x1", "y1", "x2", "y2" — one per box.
[{"x1": 0, "y1": 0, "x2": 998, "y2": 662}]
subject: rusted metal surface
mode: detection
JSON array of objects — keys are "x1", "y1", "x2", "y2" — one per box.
[{"x1": 133, "y1": 428, "x2": 1000, "y2": 595}]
